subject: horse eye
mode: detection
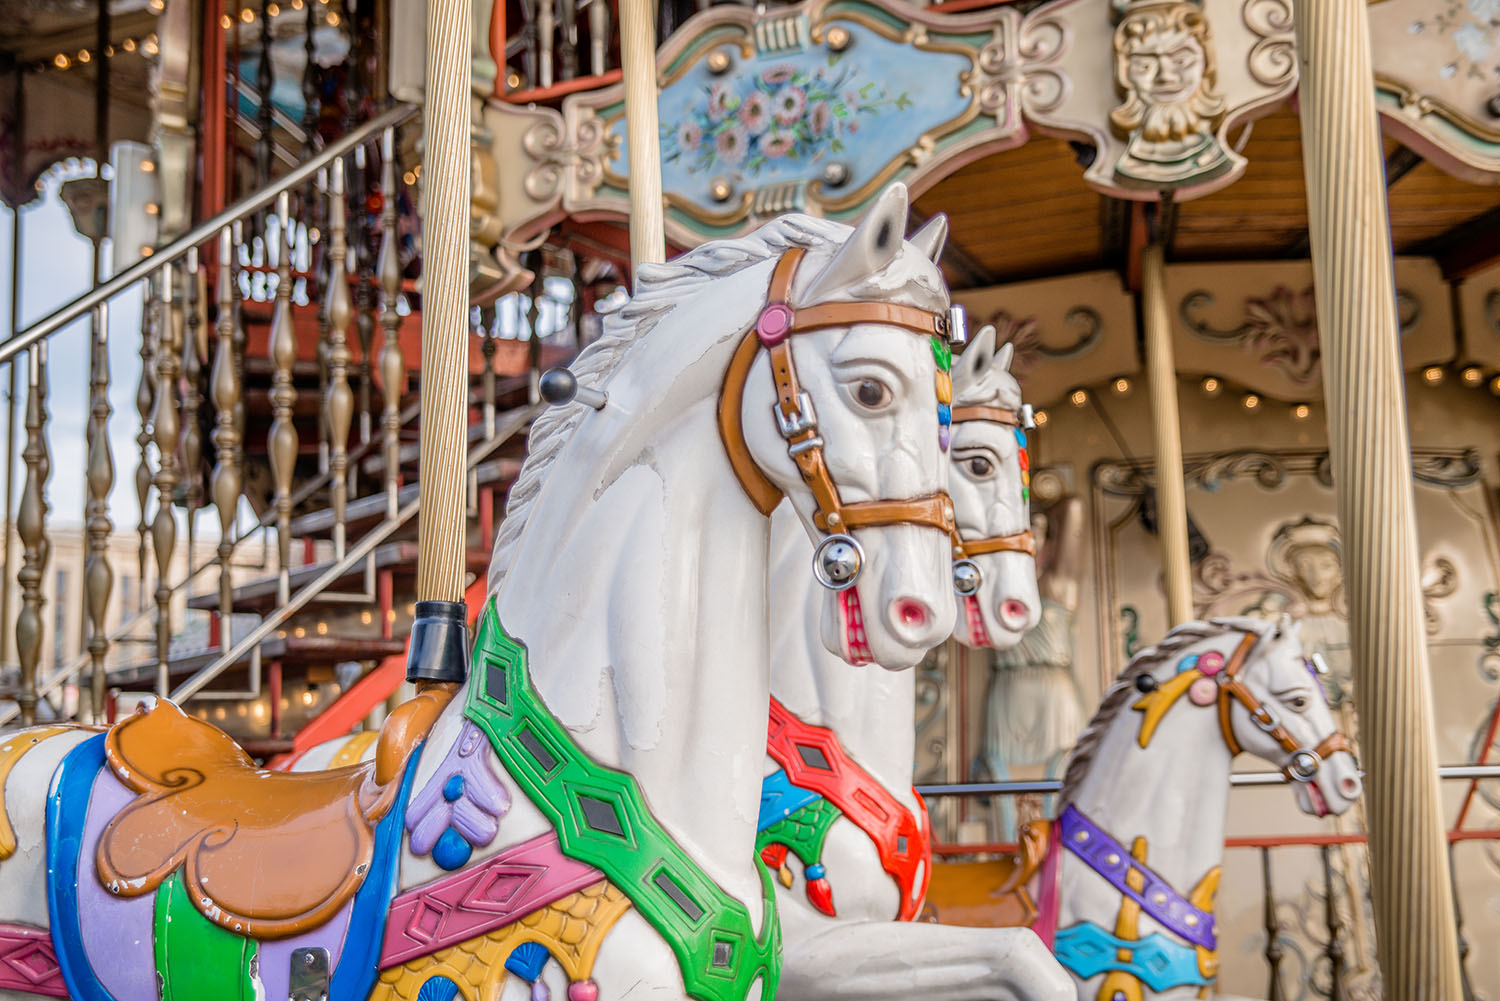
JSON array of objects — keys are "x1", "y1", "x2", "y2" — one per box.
[
  {"x1": 1289, "y1": 696, "x2": 1308, "y2": 712},
  {"x1": 854, "y1": 378, "x2": 892, "y2": 409},
  {"x1": 968, "y1": 456, "x2": 993, "y2": 477}
]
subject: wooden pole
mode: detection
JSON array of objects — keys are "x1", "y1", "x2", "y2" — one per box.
[
  {"x1": 1293, "y1": 0, "x2": 1462, "y2": 995},
  {"x1": 417, "y1": 0, "x2": 472, "y2": 604},
  {"x1": 620, "y1": 0, "x2": 665, "y2": 269},
  {"x1": 1141, "y1": 243, "x2": 1191, "y2": 625}
]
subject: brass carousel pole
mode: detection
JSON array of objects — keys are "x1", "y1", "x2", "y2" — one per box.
[
  {"x1": 1293, "y1": 1, "x2": 1461, "y2": 996},
  {"x1": 620, "y1": 0, "x2": 665, "y2": 268},
  {"x1": 1141, "y1": 241, "x2": 1191, "y2": 626},
  {"x1": 405, "y1": 0, "x2": 473, "y2": 686}
]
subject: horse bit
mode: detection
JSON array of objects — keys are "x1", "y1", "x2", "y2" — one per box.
[{"x1": 1136, "y1": 627, "x2": 1351, "y2": 782}]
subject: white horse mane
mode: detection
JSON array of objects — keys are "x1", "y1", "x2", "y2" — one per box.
[
  {"x1": 1058, "y1": 615, "x2": 1276, "y2": 803},
  {"x1": 489, "y1": 212, "x2": 883, "y2": 595}
]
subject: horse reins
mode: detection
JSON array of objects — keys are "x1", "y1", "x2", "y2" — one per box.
[
  {"x1": 718, "y1": 247, "x2": 963, "y2": 589},
  {"x1": 947, "y1": 404, "x2": 1035, "y2": 596},
  {"x1": 1213, "y1": 630, "x2": 1352, "y2": 782}
]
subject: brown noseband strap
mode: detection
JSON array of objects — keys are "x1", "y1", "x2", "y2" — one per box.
[
  {"x1": 717, "y1": 248, "x2": 957, "y2": 538},
  {"x1": 948, "y1": 402, "x2": 1034, "y2": 559}
]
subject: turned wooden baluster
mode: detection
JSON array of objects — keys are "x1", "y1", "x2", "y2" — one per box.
[
  {"x1": 315, "y1": 169, "x2": 332, "y2": 475},
  {"x1": 255, "y1": 0, "x2": 274, "y2": 186},
  {"x1": 268, "y1": 190, "x2": 299, "y2": 605},
  {"x1": 85, "y1": 301, "x2": 115, "y2": 723},
  {"x1": 1261, "y1": 847, "x2": 1285, "y2": 1001},
  {"x1": 538, "y1": 0, "x2": 555, "y2": 88},
  {"x1": 1321, "y1": 843, "x2": 1346, "y2": 1001},
  {"x1": 586, "y1": 0, "x2": 610, "y2": 77},
  {"x1": 212, "y1": 226, "x2": 242, "y2": 649},
  {"x1": 480, "y1": 303, "x2": 497, "y2": 438},
  {"x1": 326, "y1": 158, "x2": 354, "y2": 559},
  {"x1": 231, "y1": 221, "x2": 248, "y2": 472},
  {"x1": 182, "y1": 247, "x2": 205, "y2": 567},
  {"x1": 378, "y1": 127, "x2": 404, "y2": 519},
  {"x1": 352, "y1": 143, "x2": 375, "y2": 449},
  {"x1": 15, "y1": 344, "x2": 51, "y2": 726},
  {"x1": 135, "y1": 280, "x2": 156, "y2": 612},
  {"x1": 152, "y1": 263, "x2": 183, "y2": 698},
  {"x1": 302, "y1": 0, "x2": 319, "y2": 150},
  {"x1": 559, "y1": 0, "x2": 578, "y2": 81}
]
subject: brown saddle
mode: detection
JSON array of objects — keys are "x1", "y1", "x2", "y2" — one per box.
[
  {"x1": 97, "y1": 686, "x2": 454, "y2": 939},
  {"x1": 921, "y1": 819, "x2": 1051, "y2": 929}
]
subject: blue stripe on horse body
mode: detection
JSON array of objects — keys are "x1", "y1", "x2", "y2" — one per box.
[
  {"x1": 758, "y1": 769, "x2": 822, "y2": 831},
  {"x1": 1055, "y1": 921, "x2": 1211, "y2": 992},
  {"x1": 46, "y1": 733, "x2": 115, "y2": 1001}
]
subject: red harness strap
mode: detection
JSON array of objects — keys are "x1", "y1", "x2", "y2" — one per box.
[{"x1": 766, "y1": 697, "x2": 931, "y2": 920}]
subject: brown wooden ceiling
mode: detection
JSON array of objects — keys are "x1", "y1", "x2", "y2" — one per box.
[{"x1": 914, "y1": 103, "x2": 1500, "y2": 290}]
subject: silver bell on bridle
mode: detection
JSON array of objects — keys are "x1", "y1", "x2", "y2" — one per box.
[
  {"x1": 812, "y1": 533, "x2": 864, "y2": 591},
  {"x1": 952, "y1": 558, "x2": 982, "y2": 597}
]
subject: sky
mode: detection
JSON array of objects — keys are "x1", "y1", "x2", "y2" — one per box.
[{"x1": 0, "y1": 161, "x2": 148, "y2": 535}]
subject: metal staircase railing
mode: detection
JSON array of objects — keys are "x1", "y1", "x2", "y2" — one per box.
[{"x1": 0, "y1": 100, "x2": 519, "y2": 728}]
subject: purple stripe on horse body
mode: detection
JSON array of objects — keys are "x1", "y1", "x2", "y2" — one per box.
[
  {"x1": 380, "y1": 833, "x2": 605, "y2": 968},
  {"x1": 0, "y1": 923, "x2": 67, "y2": 997},
  {"x1": 257, "y1": 899, "x2": 354, "y2": 1001},
  {"x1": 76, "y1": 768, "x2": 158, "y2": 1001},
  {"x1": 1058, "y1": 804, "x2": 1216, "y2": 950}
]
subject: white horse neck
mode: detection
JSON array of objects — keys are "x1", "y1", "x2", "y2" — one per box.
[
  {"x1": 451, "y1": 260, "x2": 783, "y2": 920},
  {"x1": 767, "y1": 504, "x2": 917, "y2": 807},
  {"x1": 1057, "y1": 691, "x2": 1232, "y2": 927}
]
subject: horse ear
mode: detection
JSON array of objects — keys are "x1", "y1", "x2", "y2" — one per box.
[
  {"x1": 803, "y1": 184, "x2": 910, "y2": 302},
  {"x1": 953, "y1": 323, "x2": 997, "y2": 388},
  {"x1": 908, "y1": 213, "x2": 948, "y2": 263},
  {"x1": 994, "y1": 341, "x2": 1015, "y2": 374}
]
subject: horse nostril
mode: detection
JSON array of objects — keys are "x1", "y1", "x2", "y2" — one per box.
[
  {"x1": 893, "y1": 598, "x2": 931, "y2": 631},
  {"x1": 999, "y1": 599, "x2": 1030, "y2": 631},
  {"x1": 1340, "y1": 775, "x2": 1362, "y2": 799}
]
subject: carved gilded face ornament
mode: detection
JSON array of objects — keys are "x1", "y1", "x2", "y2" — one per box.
[{"x1": 1108, "y1": 0, "x2": 1231, "y2": 188}]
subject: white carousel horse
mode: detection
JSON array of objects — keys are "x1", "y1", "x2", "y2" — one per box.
[
  {"x1": 0, "y1": 187, "x2": 971, "y2": 1001},
  {"x1": 756, "y1": 324, "x2": 1073, "y2": 1001},
  {"x1": 292, "y1": 323, "x2": 1074, "y2": 1001},
  {"x1": 924, "y1": 615, "x2": 1365, "y2": 1001}
]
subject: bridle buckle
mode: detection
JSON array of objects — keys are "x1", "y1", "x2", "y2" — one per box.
[
  {"x1": 1251, "y1": 703, "x2": 1282, "y2": 734},
  {"x1": 774, "y1": 392, "x2": 819, "y2": 441}
]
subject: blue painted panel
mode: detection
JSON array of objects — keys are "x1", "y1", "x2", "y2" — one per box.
[{"x1": 612, "y1": 21, "x2": 972, "y2": 209}]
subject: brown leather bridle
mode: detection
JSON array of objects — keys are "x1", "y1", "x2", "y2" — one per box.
[
  {"x1": 717, "y1": 248, "x2": 961, "y2": 588},
  {"x1": 1215, "y1": 630, "x2": 1352, "y2": 782},
  {"x1": 946, "y1": 405, "x2": 1035, "y2": 597}
]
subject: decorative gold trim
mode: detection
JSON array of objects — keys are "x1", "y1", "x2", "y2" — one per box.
[{"x1": 1374, "y1": 73, "x2": 1500, "y2": 145}]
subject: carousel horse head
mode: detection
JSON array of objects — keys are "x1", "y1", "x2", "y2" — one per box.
[
  {"x1": 725, "y1": 185, "x2": 959, "y2": 669},
  {"x1": 946, "y1": 324, "x2": 1042, "y2": 649},
  {"x1": 1122, "y1": 615, "x2": 1362, "y2": 817},
  {"x1": 510, "y1": 184, "x2": 958, "y2": 671}
]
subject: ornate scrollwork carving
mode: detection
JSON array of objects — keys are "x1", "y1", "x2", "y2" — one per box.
[
  {"x1": 1192, "y1": 450, "x2": 1288, "y2": 491},
  {"x1": 1180, "y1": 285, "x2": 1422, "y2": 387},
  {"x1": 988, "y1": 306, "x2": 1102, "y2": 381},
  {"x1": 1410, "y1": 450, "x2": 1483, "y2": 488},
  {"x1": 1018, "y1": 15, "x2": 1071, "y2": 115},
  {"x1": 1243, "y1": 0, "x2": 1296, "y2": 88}
]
